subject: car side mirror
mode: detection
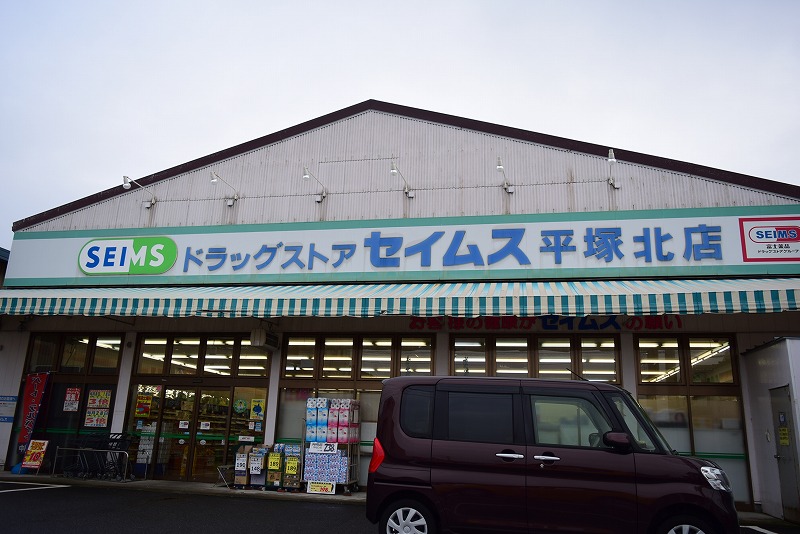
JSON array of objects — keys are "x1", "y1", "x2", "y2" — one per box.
[{"x1": 603, "y1": 431, "x2": 632, "y2": 450}]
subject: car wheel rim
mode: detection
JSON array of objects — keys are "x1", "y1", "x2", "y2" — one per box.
[
  {"x1": 666, "y1": 526, "x2": 706, "y2": 534},
  {"x1": 387, "y1": 507, "x2": 428, "y2": 534}
]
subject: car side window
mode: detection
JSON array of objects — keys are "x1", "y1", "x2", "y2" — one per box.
[
  {"x1": 446, "y1": 391, "x2": 515, "y2": 444},
  {"x1": 531, "y1": 395, "x2": 612, "y2": 448},
  {"x1": 400, "y1": 385, "x2": 434, "y2": 438},
  {"x1": 606, "y1": 393, "x2": 658, "y2": 452}
]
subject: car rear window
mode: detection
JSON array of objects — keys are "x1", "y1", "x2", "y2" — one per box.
[{"x1": 401, "y1": 385, "x2": 434, "y2": 438}]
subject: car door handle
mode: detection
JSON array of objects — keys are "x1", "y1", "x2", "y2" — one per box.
[
  {"x1": 533, "y1": 455, "x2": 561, "y2": 462},
  {"x1": 496, "y1": 453, "x2": 525, "y2": 459}
]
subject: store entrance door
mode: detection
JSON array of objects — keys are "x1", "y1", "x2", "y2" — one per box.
[
  {"x1": 771, "y1": 385, "x2": 800, "y2": 523},
  {"x1": 155, "y1": 388, "x2": 231, "y2": 482}
]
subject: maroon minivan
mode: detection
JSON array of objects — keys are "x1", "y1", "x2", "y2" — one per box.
[{"x1": 366, "y1": 376, "x2": 739, "y2": 534}]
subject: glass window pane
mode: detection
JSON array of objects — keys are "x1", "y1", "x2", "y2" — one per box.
[
  {"x1": 400, "y1": 386, "x2": 434, "y2": 439},
  {"x1": 276, "y1": 388, "x2": 313, "y2": 441},
  {"x1": 495, "y1": 338, "x2": 529, "y2": 376},
  {"x1": 238, "y1": 340, "x2": 270, "y2": 377},
  {"x1": 230, "y1": 386, "x2": 267, "y2": 452},
  {"x1": 638, "y1": 338, "x2": 681, "y2": 383},
  {"x1": 537, "y1": 338, "x2": 572, "y2": 379},
  {"x1": 400, "y1": 337, "x2": 432, "y2": 376},
  {"x1": 532, "y1": 395, "x2": 612, "y2": 447},
  {"x1": 126, "y1": 384, "x2": 162, "y2": 478},
  {"x1": 170, "y1": 337, "x2": 200, "y2": 375},
  {"x1": 61, "y1": 336, "x2": 89, "y2": 374},
  {"x1": 137, "y1": 337, "x2": 167, "y2": 374},
  {"x1": 690, "y1": 338, "x2": 733, "y2": 384},
  {"x1": 638, "y1": 395, "x2": 691, "y2": 453},
  {"x1": 284, "y1": 337, "x2": 316, "y2": 378},
  {"x1": 92, "y1": 337, "x2": 122, "y2": 373},
  {"x1": 606, "y1": 393, "x2": 658, "y2": 452},
  {"x1": 358, "y1": 390, "x2": 381, "y2": 423},
  {"x1": 361, "y1": 337, "x2": 392, "y2": 379},
  {"x1": 204, "y1": 338, "x2": 234, "y2": 376},
  {"x1": 448, "y1": 392, "x2": 514, "y2": 443},
  {"x1": 321, "y1": 338, "x2": 353, "y2": 379},
  {"x1": 28, "y1": 333, "x2": 60, "y2": 373},
  {"x1": 580, "y1": 337, "x2": 617, "y2": 383},
  {"x1": 194, "y1": 389, "x2": 231, "y2": 482},
  {"x1": 453, "y1": 338, "x2": 486, "y2": 376},
  {"x1": 691, "y1": 395, "x2": 748, "y2": 502}
]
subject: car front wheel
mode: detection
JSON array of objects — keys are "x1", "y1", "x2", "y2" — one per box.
[
  {"x1": 379, "y1": 499, "x2": 435, "y2": 534},
  {"x1": 657, "y1": 515, "x2": 717, "y2": 534}
]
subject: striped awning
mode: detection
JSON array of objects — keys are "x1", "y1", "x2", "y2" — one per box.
[{"x1": 0, "y1": 278, "x2": 798, "y2": 319}]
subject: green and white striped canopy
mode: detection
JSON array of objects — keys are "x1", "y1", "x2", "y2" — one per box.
[{"x1": 1, "y1": 278, "x2": 798, "y2": 318}]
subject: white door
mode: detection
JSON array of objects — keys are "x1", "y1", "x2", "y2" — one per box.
[{"x1": 771, "y1": 385, "x2": 800, "y2": 523}]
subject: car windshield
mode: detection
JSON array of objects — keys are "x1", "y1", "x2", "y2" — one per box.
[{"x1": 604, "y1": 391, "x2": 672, "y2": 453}]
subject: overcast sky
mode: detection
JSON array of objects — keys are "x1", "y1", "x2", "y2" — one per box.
[{"x1": 1, "y1": 0, "x2": 798, "y2": 250}]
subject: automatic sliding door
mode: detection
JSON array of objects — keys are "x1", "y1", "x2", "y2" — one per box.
[{"x1": 192, "y1": 389, "x2": 230, "y2": 482}]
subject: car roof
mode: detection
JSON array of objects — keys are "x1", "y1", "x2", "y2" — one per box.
[{"x1": 382, "y1": 375, "x2": 623, "y2": 392}]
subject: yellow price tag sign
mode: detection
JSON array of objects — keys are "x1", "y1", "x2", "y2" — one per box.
[
  {"x1": 268, "y1": 452, "x2": 282, "y2": 471},
  {"x1": 285, "y1": 456, "x2": 299, "y2": 475}
]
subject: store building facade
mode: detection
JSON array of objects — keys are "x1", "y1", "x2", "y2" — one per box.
[{"x1": 1, "y1": 100, "x2": 799, "y2": 515}]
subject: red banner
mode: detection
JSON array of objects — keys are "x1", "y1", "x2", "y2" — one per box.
[{"x1": 17, "y1": 373, "x2": 48, "y2": 450}]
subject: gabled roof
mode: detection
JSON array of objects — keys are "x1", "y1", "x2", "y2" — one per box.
[{"x1": 13, "y1": 99, "x2": 800, "y2": 232}]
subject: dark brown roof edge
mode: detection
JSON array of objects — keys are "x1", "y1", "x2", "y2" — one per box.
[{"x1": 13, "y1": 99, "x2": 800, "y2": 231}]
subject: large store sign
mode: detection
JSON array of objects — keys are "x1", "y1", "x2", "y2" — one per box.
[{"x1": 6, "y1": 207, "x2": 800, "y2": 286}]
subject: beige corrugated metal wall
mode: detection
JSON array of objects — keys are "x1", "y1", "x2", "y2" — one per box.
[{"x1": 20, "y1": 110, "x2": 799, "y2": 233}]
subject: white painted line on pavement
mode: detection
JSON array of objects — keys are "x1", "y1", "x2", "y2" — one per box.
[
  {"x1": 0, "y1": 481, "x2": 69, "y2": 493},
  {"x1": 741, "y1": 526, "x2": 779, "y2": 534}
]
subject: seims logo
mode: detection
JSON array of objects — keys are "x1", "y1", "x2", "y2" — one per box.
[
  {"x1": 79, "y1": 237, "x2": 178, "y2": 275},
  {"x1": 748, "y1": 226, "x2": 800, "y2": 243}
]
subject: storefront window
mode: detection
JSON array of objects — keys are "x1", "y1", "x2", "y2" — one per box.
[
  {"x1": 61, "y1": 337, "x2": 89, "y2": 374},
  {"x1": 638, "y1": 395, "x2": 691, "y2": 453},
  {"x1": 361, "y1": 337, "x2": 392, "y2": 379},
  {"x1": 28, "y1": 333, "x2": 60, "y2": 373},
  {"x1": 204, "y1": 338, "x2": 234, "y2": 376},
  {"x1": 237, "y1": 340, "x2": 270, "y2": 377},
  {"x1": 321, "y1": 338, "x2": 354, "y2": 379},
  {"x1": 127, "y1": 384, "x2": 162, "y2": 478},
  {"x1": 400, "y1": 338, "x2": 432, "y2": 376},
  {"x1": 453, "y1": 338, "x2": 487, "y2": 376},
  {"x1": 495, "y1": 338, "x2": 529, "y2": 376},
  {"x1": 537, "y1": 338, "x2": 572, "y2": 379},
  {"x1": 170, "y1": 337, "x2": 200, "y2": 375},
  {"x1": 691, "y1": 395, "x2": 747, "y2": 502},
  {"x1": 277, "y1": 388, "x2": 313, "y2": 441},
  {"x1": 138, "y1": 338, "x2": 167, "y2": 374},
  {"x1": 579, "y1": 337, "x2": 617, "y2": 383},
  {"x1": 690, "y1": 338, "x2": 733, "y2": 383},
  {"x1": 638, "y1": 338, "x2": 681, "y2": 383},
  {"x1": 284, "y1": 337, "x2": 316, "y2": 378},
  {"x1": 92, "y1": 337, "x2": 122, "y2": 373},
  {"x1": 228, "y1": 386, "x2": 267, "y2": 457}
]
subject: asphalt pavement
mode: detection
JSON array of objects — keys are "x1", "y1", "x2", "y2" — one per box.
[{"x1": 1, "y1": 471, "x2": 798, "y2": 533}]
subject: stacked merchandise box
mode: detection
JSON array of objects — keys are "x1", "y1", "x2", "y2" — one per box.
[
  {"x1": 233, "y1": 445, "x2": 253, "y2": 489},
  {"x1": 266, "y1": 446, "x2": 284, "y2": 489},
  {"x1": 303, "y1": 446, "x2": 350, "y2": 485},
  {"x1": 332, "y1": 398, "x2": 361, "y2": 444},
  {"x1": 280, "y1": 443, "x2": 302, "y2": 491},
  {"x1": 248, "y1": 447, "x2": 267, "y2": 489}
]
